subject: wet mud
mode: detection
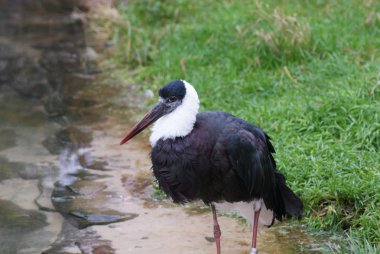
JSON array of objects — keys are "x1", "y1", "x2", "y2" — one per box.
[{"x1": 0, "y1": 1, "x2": 336, "y2": 253}]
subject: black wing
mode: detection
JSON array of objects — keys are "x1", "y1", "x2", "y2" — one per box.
[
  {"x1": 226, "y1": 129, "x2": 281, "y2": 213},
  {"x1": 226, "y1": 127, "x2": 303, "y2": 220}
]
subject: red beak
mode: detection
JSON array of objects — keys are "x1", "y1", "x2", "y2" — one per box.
[{"x1": 120, "y1": 102, "x2": 165, "y2": 145}]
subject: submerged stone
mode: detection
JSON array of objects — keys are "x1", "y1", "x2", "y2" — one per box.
[
  {"x1": 0, "y1": 199, "x2": 47, "y2": 232},
  {"x1": 0, "y1": 97, "x2": 47, "y2": 127},
  {"x1": 78, "y1": 153, "x2": 109, "y2": 171},
  {"x1": 69, "y1": 211, "x2": 137, "y2": 229},
  {"x1": 0, "y1": 157, "x2": 16, "y2": 181},
  {"x1": 42, "y1": 221, "x2": 115, "y2": 254},
  {"x1": 0, "y1": 129, "x2": 16, "y2": 151},
  {"x1": 52, "y1": 179, "x2": 138, "y2": 229},
  {"x1": 0, "y1": 199, "x2": 49, "y2": 254},
  {"x1": 0, "y1": 155, "x2": 58, "y2": 183},
  {"x1": 42, "y1": 126, "x2": 93, "y2": 155},
  {"x1": 43, "y1": 93, "x2": 68, "y2": 117}
]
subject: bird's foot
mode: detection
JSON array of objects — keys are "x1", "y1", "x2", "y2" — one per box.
[{"x1": 249, "y1": 248, "x2": 258, "y2": 254}]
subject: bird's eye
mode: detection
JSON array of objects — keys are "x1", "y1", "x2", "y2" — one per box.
[{"x1": 167, "y1": 96, "x2": 177, "y2": 103}]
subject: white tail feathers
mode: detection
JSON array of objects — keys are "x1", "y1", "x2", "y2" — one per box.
[{"x1": 214, "y1": 199, "x2": 274, "y2": 231}]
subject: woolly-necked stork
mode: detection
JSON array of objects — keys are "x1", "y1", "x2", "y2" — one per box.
[{"x1": 120, "y1": 80, "x2": 303, "y2": 254}]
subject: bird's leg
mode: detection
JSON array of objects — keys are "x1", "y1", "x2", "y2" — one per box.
[
  {"x1": 250, "y1": 202, "x2": 261, "y2": 254},
  {"x1": 211, "y1": 204, "x2": 221, "y2": 254}
]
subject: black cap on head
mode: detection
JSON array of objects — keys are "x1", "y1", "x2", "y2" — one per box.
[{"x1": 159, "y1": 80, "x2": 186, "y2": 100}]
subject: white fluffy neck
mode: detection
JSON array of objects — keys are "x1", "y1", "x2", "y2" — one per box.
[{"x1": 149, "y1": 80, "x2": 199, "y2": 146}]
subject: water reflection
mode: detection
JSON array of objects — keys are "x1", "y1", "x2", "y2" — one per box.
[
  {"x1": 58, "y1": 148, "x2": 88, "y2": 186},
  {"x1": 0, "y1": 0, "x2": 124, "y2": 253}
]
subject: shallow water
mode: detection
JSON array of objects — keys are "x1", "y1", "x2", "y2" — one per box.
[{"x1": 0, "y1": 1, "x2": 335, "y2": 253}]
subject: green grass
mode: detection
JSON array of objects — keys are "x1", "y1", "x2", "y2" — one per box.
[{"x1": 107, "y1": 0, "x2": 380, "y2": 252}]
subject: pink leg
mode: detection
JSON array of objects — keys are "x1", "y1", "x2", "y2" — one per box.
[
  {"x1": 251, "y1": 208, "x2": 261, "y2": 254},
  {"x1": 211, "y1": 204, "x2": 221, "y2": 254}
]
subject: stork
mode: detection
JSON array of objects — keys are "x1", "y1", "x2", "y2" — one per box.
[{"x1": 120, "y1": 80, "x2": 303, "y2": 254}]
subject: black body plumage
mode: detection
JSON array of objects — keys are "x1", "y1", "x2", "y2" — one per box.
[{"x1": 151, "y1": 111, "x2": 303, "y2": 220}]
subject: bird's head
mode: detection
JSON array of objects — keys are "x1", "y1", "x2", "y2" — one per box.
[{"x1": 120, "y1": 80, "x2": 199, "y2": 145}]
